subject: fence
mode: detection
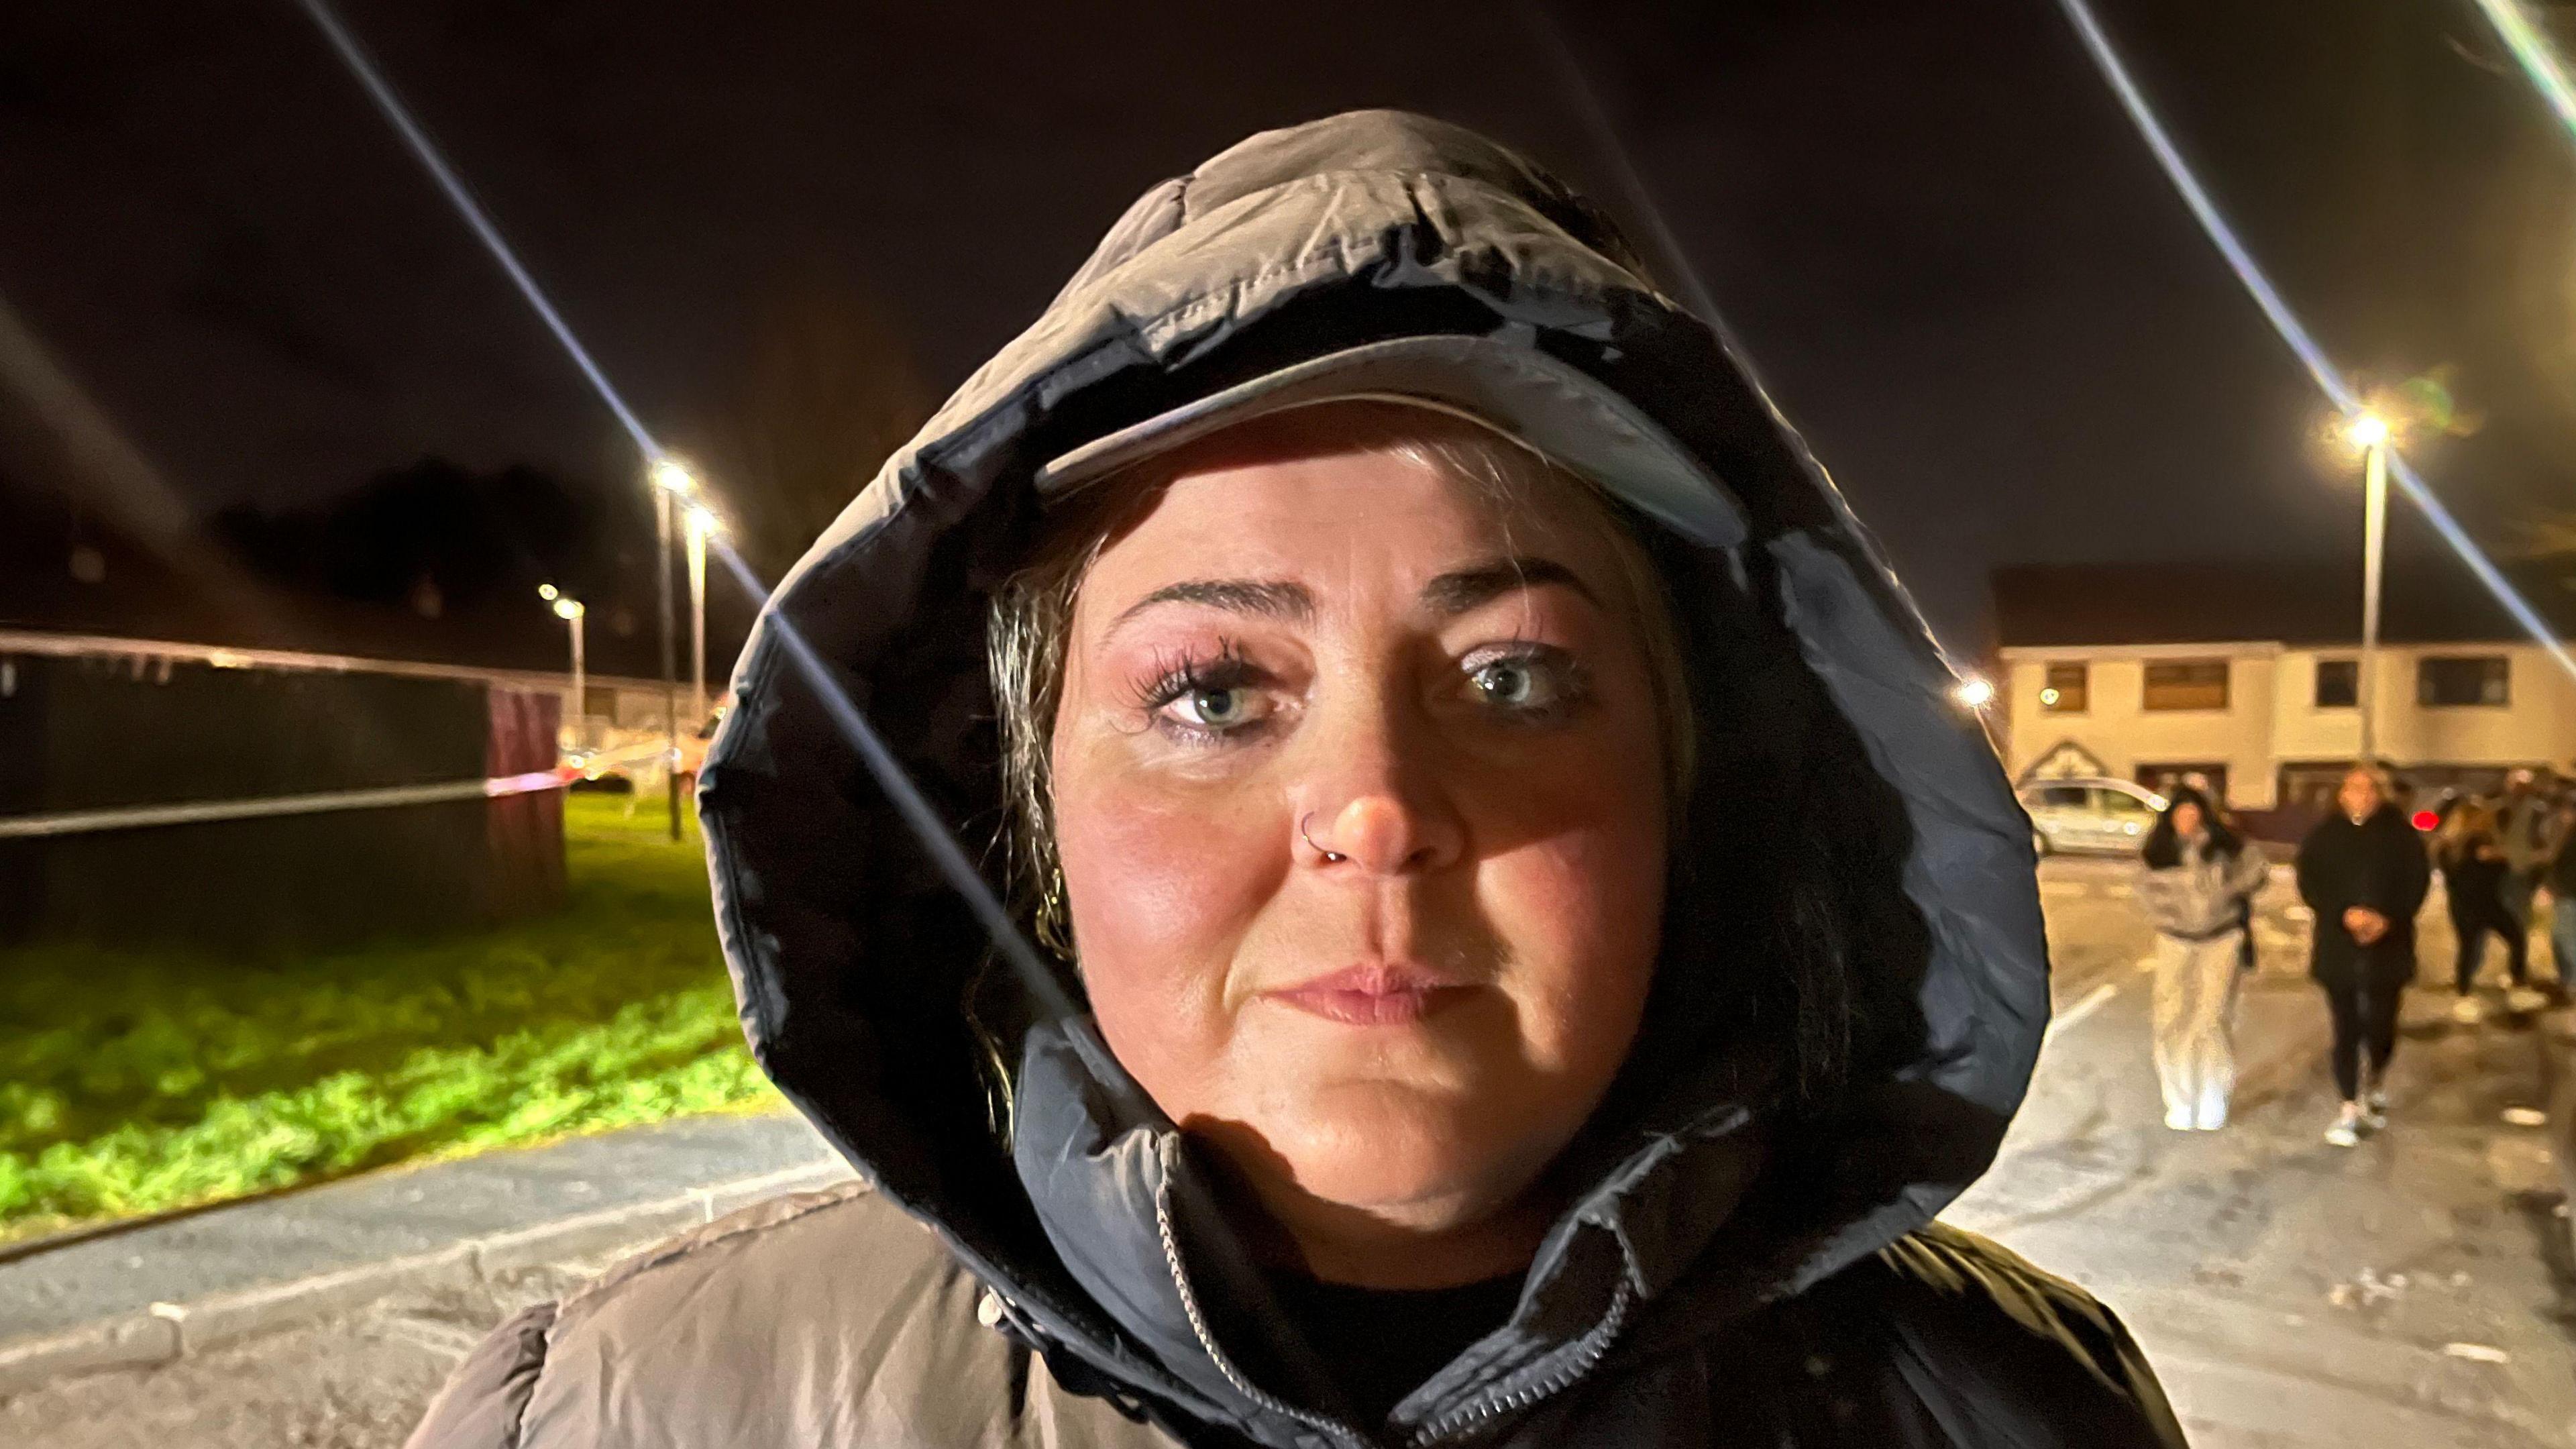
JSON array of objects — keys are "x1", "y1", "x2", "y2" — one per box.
[{"x1": 0, "y1": 633, "x2": 584, "y2": 949}]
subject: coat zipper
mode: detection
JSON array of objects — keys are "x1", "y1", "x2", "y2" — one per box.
[
  {"x1": 1406, "y1": 1277, "x2": 1633, "y2": 1447},
  {"x1": 1152, "y1": 1152, "x2": 1373, "y2": 1449},
  {"x1": 1151, "y1": 1138, "x2": 1633, "y2": 1449}
]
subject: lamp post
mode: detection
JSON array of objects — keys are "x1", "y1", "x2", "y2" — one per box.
[
  {"x1": 2346, "y1": 413, "x2": 2391, "y2": 768},
  {"x1": 649, "y1": 458, "x2": 693, "y2": 842},
  {"x1": 539, "y1": 585, "x2": 586, "y2": 750},
  {"x1": 684, "y1": 502, "x2": 716, "y2": 720}
]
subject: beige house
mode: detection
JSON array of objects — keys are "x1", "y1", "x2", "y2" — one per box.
[
  {"x1": 1992, "y1": 564, "x2": 2576, "y2": 811},
  {"x1": 2000, "y1": 641, "x2": 2575, "y2": 809}
]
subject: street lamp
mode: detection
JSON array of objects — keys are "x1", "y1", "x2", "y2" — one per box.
[
  {"x1": 684, "y1": 502, "x2": 719, "y2": 722},
  {"x1": 2345, "y1": 411, "x2": 2392, "y2": 767},
  {"x1": 647, "y1": 458, "x2": 694, "y2": 841},
  {"x1": 539, "y1": 584, "x2": 586, "y2": 749},
  {"x1": 1953, "y1": 675, "x2": 1995, "y2": 709}
]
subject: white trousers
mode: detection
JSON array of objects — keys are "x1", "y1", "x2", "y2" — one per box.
[{"x1": 2151, "y1": 932, "x2": 2243, "y2": 1128}]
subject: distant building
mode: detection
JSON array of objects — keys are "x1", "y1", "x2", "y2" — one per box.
[{"x1": 1992, "y1": 561, "x2": 2576, "y2": 812}]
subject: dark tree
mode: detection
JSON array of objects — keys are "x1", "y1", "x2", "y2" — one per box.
[{"x1": 214, "y1": 458, "x2": 616, "y2": 616}]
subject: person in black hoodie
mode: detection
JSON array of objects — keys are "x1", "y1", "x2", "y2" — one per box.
[
  {"x1": 407, "y1": 111, "x2": 2181, "y2": 1449},
  {"x1": 2296, "y1": 767, "x2": 2432, "y2": 1146},
  {"x1": 2435, "y1": 800, "x2": 2532, "y2": 1022}
]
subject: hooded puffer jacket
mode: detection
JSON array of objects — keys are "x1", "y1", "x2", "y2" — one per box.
[{"x1": 409, "y1": 110, "x2": 2184, "y2": 1449}]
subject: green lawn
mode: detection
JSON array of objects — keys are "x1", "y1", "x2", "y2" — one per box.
[{"x1": 0, "y1": 793, "x2": 780, "y2": 1243}]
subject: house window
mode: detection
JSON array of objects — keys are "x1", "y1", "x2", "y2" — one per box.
[
  {"x1": 2038, "y1": 663, "x2": 2088, "y2": 713},
  {"x1": 2142, "y1": 659, "x2": 2229, "y2": 711},
  {"x1": 2418, "y1": 655, "x2": 2510, "y2": 708},
  {"x1": 2314, "y1": 659, "x2": 2357, "y2": 708}
]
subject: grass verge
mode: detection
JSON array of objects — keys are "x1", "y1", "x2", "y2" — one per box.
[{"x1": 0, "y1": 792, "x2": 779, "y2": 1242}]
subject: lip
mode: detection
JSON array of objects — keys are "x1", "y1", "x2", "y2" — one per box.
[{"x1": 1263, "y1": 963, "x2": 1470, "y2": 1026}]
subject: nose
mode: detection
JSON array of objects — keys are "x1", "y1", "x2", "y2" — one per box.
[{"x1": 1297, "y1": 712, "x2": 1464, "y2": 877}]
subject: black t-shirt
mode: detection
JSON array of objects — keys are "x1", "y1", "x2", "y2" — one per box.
[{"x1": 1260, "y1": 1269, "x2": 1523, "y2": 1428}]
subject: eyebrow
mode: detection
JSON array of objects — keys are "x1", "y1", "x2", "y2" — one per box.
[
  {"x1": 1106, "y1": 555, "x2": 1599, "y2": 634},
  {"x1": 1420, "y1": 555, "x2": 1600, "y2": 617},
  {"x1": 1110, "y1": 578, "x2": 1315, "y2": 633}
]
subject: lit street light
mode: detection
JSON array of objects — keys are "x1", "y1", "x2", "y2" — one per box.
[
  {"x1": 684, "y1": 502, "x2": 719, "y2": 722},
  {"x1": 647, "y1": 458, "x2": 693, "y2": 842},
  {"x1": 2345, "y1": 411, "x2": 2392, "y2": 767},
  {"x1": 539, "y1": 584, "x2": 586, "y2": 749},
  {"x1": 1953, "y1": 675, "x2": 1995, "y2": 709}
]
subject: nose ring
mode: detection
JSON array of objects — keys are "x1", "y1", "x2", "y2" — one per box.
[{"x1": 1299, "y1": 812, "x2": 1347, "y2": 864}]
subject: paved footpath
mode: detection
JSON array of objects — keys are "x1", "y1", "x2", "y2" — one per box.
[
  {"x1": 0, "y1": 1110, "x2": 850, "y2": 1444},
  {"x1": 1951, "y1": 856, "x2": 2576, "y2": 1449},
  {"x1": 3, "y1": 857, "x2": 2570, "y2": 1447}
]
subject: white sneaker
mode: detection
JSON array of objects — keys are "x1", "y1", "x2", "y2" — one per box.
[
  {"x1": 2360, "y1": 1097, "x2": 2387, "y2": 1132},
  {"x1": 2163, "y1": 1106, "x2": 2194, "y2": 1132},
  {"x1": 2506, "y1": 986, "x2": 2548, "y2": 1014},
  {"x1": 2324, "y1": 1109, "x2": 2361, "y2": 1148},
  {"x1": 2196, "y1": 1087, "x2": 2229, "y2": 1131},
  {"x1": 2451, "y1": 996, "x2": 2487, "y2": 1025}
]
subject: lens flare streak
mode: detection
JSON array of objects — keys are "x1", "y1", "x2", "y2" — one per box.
[
  {"x1": 295, "y1": 0, "x2": 1067, "y2": 1013},
  {"x1": 2473, "y1": 0, "x2": 2576, "y2": 136},
  {"x1": 2053, "y1": 0, "x2": 2576, "y2": 684},
  {"x1": 292, "y1": 0, "x2": 657, "y2": 460},
  {"x1": 704, "y1": 539, "x2": 1076, "y2": 1022}
]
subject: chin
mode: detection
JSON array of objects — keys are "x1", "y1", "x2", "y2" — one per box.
[{"x1": 1260, "y1": 1083, "x2": 1553, "y2": 1228}]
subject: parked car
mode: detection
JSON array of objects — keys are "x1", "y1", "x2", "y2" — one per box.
[
  {"x1": 2018, "y1": 776, "x2": 2169, "y2": 857},
  {"x1": 560, "y1": 709, "x2": 723, "y2": 792}
]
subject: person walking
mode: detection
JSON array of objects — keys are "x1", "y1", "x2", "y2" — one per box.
[
  {"x1": 2137, "y1": 786, "x2": 2267, "y2": 1131},
  {"x1": 2437, "y1": 800, "x2": 2534, "y2": 1021},
  {"x1": 2296, "y1": 767, "x2": 2432, "y2": 1146},
  {"x1": 2497, "y1": 769, "x2": 2551, "y2": 938},
  {"x1": 2545, "y1": 791, "x2": 2576, "y2": 989}
]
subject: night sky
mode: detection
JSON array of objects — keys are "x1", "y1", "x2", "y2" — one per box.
[{"x1": 3, "y1": 0, "x2": 2573, "y2": 651}]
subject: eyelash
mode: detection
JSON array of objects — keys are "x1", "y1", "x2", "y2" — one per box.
[
  {"x1": 1129, "y1": 639, "x2": 1267, "y2": 743},
  {"x1": 1122, "y1": 636, "x2": 1595, "y2": 747},
  {"x1": 1462, "y1": 639, "x2": 1594, "y2": 724}
]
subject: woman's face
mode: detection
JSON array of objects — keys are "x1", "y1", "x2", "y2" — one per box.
[
  {"x1": 1048, "y1": 419, "x2": 1670, "y2": 1283},
  {"x1": 2171, "y1": 802, "x2": 2204, "y2": 839}
]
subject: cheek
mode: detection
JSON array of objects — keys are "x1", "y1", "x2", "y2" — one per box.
[
  {"x1": 1472, "y1": 743, "x2": 1667, "y2": 1069},
  {"x1": 1052, "y1": 765, "x2": 1285, "y2": 1095}
]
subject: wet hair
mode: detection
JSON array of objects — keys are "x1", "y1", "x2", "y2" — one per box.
[{"x1": 2141, "y1": 785, "x2": 2241, "y2": 869}]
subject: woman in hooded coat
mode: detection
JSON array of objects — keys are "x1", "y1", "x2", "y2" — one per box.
[
  {"x1": 408, "y1": 111, "x2": 2180, "y2": 1449},
  {"x1": 2135, "y1": 786, "x2": 2267, "y2": 1132}
]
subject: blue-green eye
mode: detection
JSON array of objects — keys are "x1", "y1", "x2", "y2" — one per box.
[
  {"x1": 1464, "y1": 647, "x2": 1589, "y2": 720},
  {"x1": 1472, "y1": 659, "x2": 1543, "y2": 708},
  {"x1": 1170, "y1": 685, "x2": 1260, "y2": 729},
  {"x1": 1134, "y1": 643, "x2": 1277, "y2": 742}
]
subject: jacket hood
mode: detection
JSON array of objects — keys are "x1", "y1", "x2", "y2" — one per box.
[{"x1": 699, "y1": 109, "x2": 2049, "y2": 1446}]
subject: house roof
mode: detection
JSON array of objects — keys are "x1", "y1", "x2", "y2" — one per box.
[{"x1": 1992, "y1": 559, "x2": 2576, "y2": 649}]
